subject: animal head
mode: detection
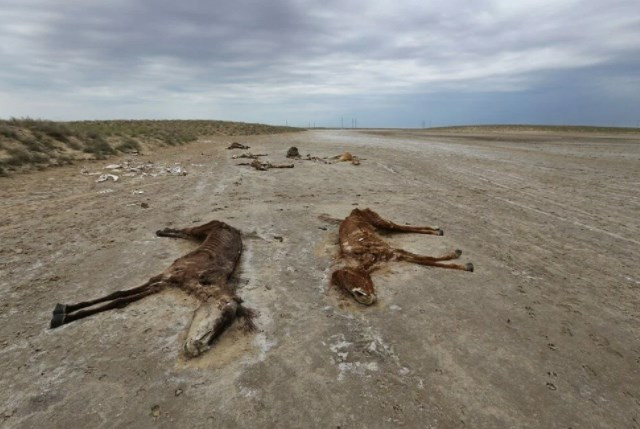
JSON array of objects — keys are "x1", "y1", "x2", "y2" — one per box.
[{"x1": 331, "y1": 267, "x2": 376, "y2": 305}]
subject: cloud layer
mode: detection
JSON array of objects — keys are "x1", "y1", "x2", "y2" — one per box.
[{"x1": 1, "y1": 0, "x2": 639, "y2": 126}]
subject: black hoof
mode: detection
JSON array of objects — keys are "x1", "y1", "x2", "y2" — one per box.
[
  {"x1": 465, "y1": 263, "x2": 474, "y2": 272},
  {"x1": 437, "y1": 229, "x2": 444, "y2": 236},
  {"x1": 50, "y1": 313, "x2": 65, "y2": 329},
  {"x1": 455, "y1": 249, "x2": 462, "y2": 257},
  {"x1": 53, "y1": 303, "x2": 67, "y2": 315}
]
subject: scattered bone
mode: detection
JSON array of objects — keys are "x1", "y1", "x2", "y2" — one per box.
[
  {"x1": 168, "y1": 166, "x2": 187, "y2": 176},
  {"x1": 304, "y1": 154, "x2": 330, "y2": 164},
  {"x1": 227, "y1": 142, "x2": 250, "y2": 150},
  {"x1": 97, "y1": 189, "x2": 114, "y2": 194},
  {"x1": 90, "y1": 160, "x2": 189, "y2": 179},
  {"x1": 326, "y1": 208, "x2": 473, "y2": 305},
  {"x1": 238, "y1": 159, "x2": 295, "y2": 171},
  {"x1": 286, "y1": 147, "x2": 300, "y2": 158},
  {"x1": 232, "y1": 152, "x2": 268, "y2": 160},
  {"x1": 49, "y1": 220, "x2": 256, "y2": 358},
  {"x1": 96, "y1": 174, "x2": 119, "y2": 183}
]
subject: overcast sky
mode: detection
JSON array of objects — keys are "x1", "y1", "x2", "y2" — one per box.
[{"x1": 1, "y1": 0, "x2": 639, "y2": 127}]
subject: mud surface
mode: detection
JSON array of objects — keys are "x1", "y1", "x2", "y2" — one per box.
[{"x1": 1, "y1": 129, "x2": 639, "y2": 428}]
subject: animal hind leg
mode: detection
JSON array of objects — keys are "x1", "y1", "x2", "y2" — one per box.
[
  {"x1": 52, "y1": 276, "x2": 163, "y2": 317},
  {"x1": 362, "y1": 209, "x2": 443, "y2": 235},
  {"x1": 50, "y1": 286, "x2": 163, "y2": 328},
  {"x1": 395, "y1": 249, "x2": 473, "y2": 271}
]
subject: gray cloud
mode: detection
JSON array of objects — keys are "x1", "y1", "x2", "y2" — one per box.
[{"x1": 1, "y1": 0, "x2": 639, "y2": 125}]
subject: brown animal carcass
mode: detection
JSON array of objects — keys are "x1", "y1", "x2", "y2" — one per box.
[{"x1": 330, "y1": 208, "x2": 473, "y2": 305}]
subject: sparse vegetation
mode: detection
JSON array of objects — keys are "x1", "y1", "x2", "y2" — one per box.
[
  {"x1": 0, "y1": 118, "x2": 300, "y2": 175},
  {"x1": 115, "y1": 137, "x2": 142, "y2": 153},
  {"x1": 82, "y1": 134, "x2": 116, "y2": 159}
]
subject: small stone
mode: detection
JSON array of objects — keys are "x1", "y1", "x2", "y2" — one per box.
[
  {"x1": 15, "y1": 248, "x2": 24, "y2": 254},
  {"x1": 141, "y1": 202, "x2": 149, "y2": 209},
  {"x1": 175, "y1": 388, "x2": 183, "y2": 396}
]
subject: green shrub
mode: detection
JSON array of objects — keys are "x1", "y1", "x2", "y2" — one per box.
[
  {"x1": 66, "y1": 139, "x2": 82, "y2": 150},
  {"x1": 115, "y1": 137, "x2": 141, "y2": 152},
  {"x1": 83, "y1": 135, "x2": 116, "y2": 158},
  {"x1": 6, "y1": 148, "x2": 32, "y2": 165},
  {"x1": 5, "y1": 147, "x2": 48, "y2": 165},
  {"x1": 0, "y1": 126, "x2": 19, "y2": 139},
  {"x1": 20, "y1": 136, "x2": 47, "y2": 153}
]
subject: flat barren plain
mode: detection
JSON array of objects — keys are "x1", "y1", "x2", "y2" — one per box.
[{"x1": 1, "y1": 128, "x2": 639, "y2": 428}]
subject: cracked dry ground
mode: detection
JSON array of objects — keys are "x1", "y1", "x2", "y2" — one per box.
[{"x1": 1, "y1": 129, "x2": 639, "y2": 428}]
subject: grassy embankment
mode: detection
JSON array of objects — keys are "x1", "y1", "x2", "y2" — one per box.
[{"x1": 0, "y1": 119, "x2": 300, "y2": 176}]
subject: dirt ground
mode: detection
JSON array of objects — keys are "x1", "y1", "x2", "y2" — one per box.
[{"x1": 1, "y1": 129, "x2": 639, "y2": 428}]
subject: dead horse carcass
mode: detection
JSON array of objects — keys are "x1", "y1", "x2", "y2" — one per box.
[
  {"x1": 330, "y1": 208, "x2": 474, "y2": 305},
  {"x1": 49, "y1": 220, "x2": 256, "y2": 358}
]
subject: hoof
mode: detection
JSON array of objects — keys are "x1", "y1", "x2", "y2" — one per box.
[
  {"x1": 455, "y1": 249, "x2": 462, "y2": 257},
  {"x1": 465, "y1": 263, "x2": 474, "y2": 272},
  {"x1": 53, "y1": 303, "x2": 67, "y2": 315},
  {"x1": 437, "y1": 229, "x2": 444, "y2": 236},
  {"x1": 50, "y1": 313, "x2": 65, "y2": 329}
]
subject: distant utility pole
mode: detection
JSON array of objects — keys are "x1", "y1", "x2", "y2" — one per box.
[
  {"x1": 422, "y1": 120, "x2": 425, "y2": 129},
  {"x1": 341, "y1": 117, "x2": 344, "y2": 129}
]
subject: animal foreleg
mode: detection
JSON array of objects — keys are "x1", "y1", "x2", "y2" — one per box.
[
  {"x1": 395, "y1": 249, "x2": 473, "y2": 271},
  {"x1": 184, "y1": 298, "x2": 239, "y2": 358},
  {"x1": 363, "y1": 209, "x2": 443, "y2": 235}
]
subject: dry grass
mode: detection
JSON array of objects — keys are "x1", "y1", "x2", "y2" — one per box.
[{"x1": 0, "y1": 118, "x2": 300, "y2": 175}]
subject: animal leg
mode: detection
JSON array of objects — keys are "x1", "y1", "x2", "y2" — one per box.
[
  {"x1": 156, "y1": 220, "x2": 225, "y2": 241},
  {"x1": 50, "y1": 286, "x2": 163, "y2": 328},
  {"x1": 395, "y1": 249, "x2": 473, "y2": 271},
  {"x1": 51, "y1": 276, "x2": 163, "y2": 316},
  {"x1": 362, "y1": 209, "x2": 443, "y2": 235},
  {"x1": 156, "y1": 228, "x2": 194, "y2": 240},
  {"x1": 269, "y1": 163, "x2": 294, "y2": 169},
  {"x1": 184, "y1": 298, "x2": 239, "y2": 357}
]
